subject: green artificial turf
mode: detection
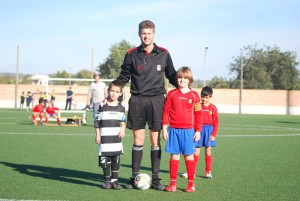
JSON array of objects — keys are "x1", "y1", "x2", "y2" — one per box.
[{"x1": 0, "y1": 109, "x2": 300, "y2": 201}]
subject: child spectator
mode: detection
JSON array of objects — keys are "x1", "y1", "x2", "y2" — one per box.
[
  {"x1": 162, "y1": 67, "x2": 202, "y2": 193},
  {"x1": 45, "y1": 101, "x2": 62, "y2": 126},
  {"x1": 32, "y1": 99, "x2": 45, "y2": 125},
  {"x1": 94, "y1": 80, "x2": 126, "y2": 190}
]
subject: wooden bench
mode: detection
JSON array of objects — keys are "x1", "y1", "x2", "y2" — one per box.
[{"x1": 47, "y1": 110, "x2": 87, "y2": 126}]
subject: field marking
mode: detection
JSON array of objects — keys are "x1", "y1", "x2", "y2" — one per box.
[
  {"x1": 218, "y1": 134, "x2": 300, "y2": 137},
  {"x1": 0, "y1": 131, "x2": 300, "y2": 137},
  {"x1": 222, "y1": 123, "x2": 300, "y2": 131},
  {"x1": 0, "y1": 132, "x2": 92, "y2": 136},
  {"x1": 0, "y1": 199, "x2": 65, "y2": 201}
]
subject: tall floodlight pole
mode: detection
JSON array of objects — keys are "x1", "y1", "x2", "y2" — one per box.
[
  {"x1": 69, "y1": 67, "x2": 71, "y2": 85},
  {"x1": 203, "y1": 46, "x2": 209, "y2": 86},
  {"x1": 15, "y1": 45, "x2": 20, "y2": 109},
  {"x1": 239, "y1": 50, "x2": 243, "y2": 114},
  {"x1": 91, "y1": 47, "x2": 94, "y2": 78}
]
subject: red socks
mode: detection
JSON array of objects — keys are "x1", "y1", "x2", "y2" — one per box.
[
  {"x1": 205, "y1": 155, "x2": 212, "y2": 172},
  {"x1": 185, "y1": 159, "x2": 195, "y2": 183},
  {"x1": 194, "y1": 154, "x2": 199, "y2": 173},
  {"x1": 39, "y1": 114, "x2": 43, "y2": 123},
  {"x1": 169, "y1": 159, "x2": 179, "y2": 182}
]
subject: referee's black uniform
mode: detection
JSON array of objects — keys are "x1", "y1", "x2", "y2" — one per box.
[{"x1": 117, "y1": 43, "x2": 177, "y2": 130}]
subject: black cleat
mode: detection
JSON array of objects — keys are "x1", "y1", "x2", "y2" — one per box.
[
  {"x1": 102, "y1": 181, "x2": 112, "y2": 189},
  {"x1": 151, "y1": 178, "x2": 165, "y2": 191},
  {"x1": 111, "y1": 181, "x2": 121, "y2": 190},
  {"x1": 124, "y1": 177, "x2": 136, "y2": 189}
]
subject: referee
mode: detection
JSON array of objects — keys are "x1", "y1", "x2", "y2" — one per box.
[{"x1": 116, "y1": 20, "x2": 177, "y2": 190}]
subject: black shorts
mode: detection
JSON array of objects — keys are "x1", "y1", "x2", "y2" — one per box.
[{"x1": 127, "y1": 95, "x2": 165, "y2": 131}]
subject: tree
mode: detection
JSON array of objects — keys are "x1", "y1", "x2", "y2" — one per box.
[
  {"x1": 209, "y1": 76, "x2": 230, "y2": 88},
  {"x1": 75, "y1": 69, "x2": 94, "y2": 85},
  {"x1": 49, "y1": 70, "x2": 71, "y2": 85},
  {"x1": 19, "y1": 74, "x2": 32, "y2": 84},
  {"x1": 76, "y1": 69, "x2": 93, "y2": 79},
  {"x1": 0, "y1": 75, "x2": 15, "y2": 84},
  {"x1": 228, "y1": 45, "x2": 300, "y2": 90},
  {"x1": 98, "y1": 40, "x2": 133, "y2": 79}
]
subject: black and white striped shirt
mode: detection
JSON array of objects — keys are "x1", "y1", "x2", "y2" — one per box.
[{"x1": 94, "y1": 103, "x2": 126, "y2": 156}]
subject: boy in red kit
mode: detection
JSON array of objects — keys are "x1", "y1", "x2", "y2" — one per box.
[
  {"x1": 181, "y1": 86, "x2": 219, "y2": 179},
  {"x1": 32, "y1": 99, "x2": 45, "y2": 125},
  {"x1": 162, "y1": 67, "x2": 202, "y2": 193},
  {"x1": 45, "y1": 101, "x2": 62, "y2": 126}
]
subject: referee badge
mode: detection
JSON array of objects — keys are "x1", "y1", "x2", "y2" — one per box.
[{"x1": 157, "y1": 65, "x2": 162, "y2": 71}]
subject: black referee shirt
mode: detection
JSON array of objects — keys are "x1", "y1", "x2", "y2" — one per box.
[{"x1": 117, "y1": 43, "x2": 177, "y2": 96}]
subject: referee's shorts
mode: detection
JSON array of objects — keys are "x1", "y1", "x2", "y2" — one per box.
[{"x1": 127, "y1": 94, "x2": 165, "y2": 131}]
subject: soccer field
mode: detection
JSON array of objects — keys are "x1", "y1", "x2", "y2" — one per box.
[{"x1": 0, "y1": 109, "x2": 300, "y2": 201}]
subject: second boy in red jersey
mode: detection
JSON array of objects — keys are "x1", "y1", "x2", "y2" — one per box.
[
  {"x1": 45, "y1": 101, "x2": 62, "y2": 126},
  {"x1": 181, "y1": 86, "x2": 219, "y2": 179}
]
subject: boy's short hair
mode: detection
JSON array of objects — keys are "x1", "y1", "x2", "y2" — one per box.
[
  {"x1": 38, "y1": 99, "x2": 44, "y2": 104},
  {"x1": 108, "y1": 80, "x2": 124, "y2": 92},
  {"x1": 176, "y1": 66, "x2": 194, "y2": 84},
  {"x1": 139, "y1": 20, "x2": 155, "y2": 34},
  {"x1": 201, "y1": 86, "x2": 213, "y2": 97}
]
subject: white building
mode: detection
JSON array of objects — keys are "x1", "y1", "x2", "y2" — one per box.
[{"x1": 29, "y1": 75, "x2": 49, "y2": 85}]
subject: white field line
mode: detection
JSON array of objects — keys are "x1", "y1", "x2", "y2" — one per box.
[
  {"x1": 0, "y1": 199, "x2": 66, "y2": 201},
  {"x1": 218, "y1": 134, "x2": 300, "y2": 137},
  {"x1": 222, "y1": 124, "x2": 300, "y2": 131},
  {"x1": 0, "y1": 131, "x2": 299, "y2": 137},
  {"x1": 0, "y1": 132, "x2": 93, "y2": 136}
]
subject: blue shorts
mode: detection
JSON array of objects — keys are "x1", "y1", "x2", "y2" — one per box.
[
  {"x1": 195, "y1": 125, "x2": 217, "y2": 148},
  {"x1": 49, "y1": 114, "x2": 54, "y2": 117},
  {"x1": 165, "y1": 127, "x2": 196, "y2": 155}
]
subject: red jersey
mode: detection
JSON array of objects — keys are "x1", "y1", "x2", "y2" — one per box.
[
  {"x1": 32, "y1": 104, "x2": 44, "y2": 113},
  {"x1": 162, "y1": 89, "x2": 202, "y2": 131},
  {"x1": 201, "y1": 103, "x2": 219, "y2": 137},
  {"x1": 46, "y1": 106, "x2": 59, "y2": 115}
]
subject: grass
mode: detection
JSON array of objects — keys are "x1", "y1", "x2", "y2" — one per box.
[{"x1": 0, "y1": 109, "x2": 300, "y2": 201}]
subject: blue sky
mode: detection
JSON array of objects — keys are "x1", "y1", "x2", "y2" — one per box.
[{"x1": 1, "y1": 0, "x2": 299, "y2": 80}]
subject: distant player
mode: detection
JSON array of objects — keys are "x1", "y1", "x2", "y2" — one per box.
[
  {"x1": 181, "y1": 86, "x2": 219, "y2": 179},
  {"x1": 50, "y1": 90, "x2": 56, "y2": 102},
  {"x1": 26, "y1": 91, "x2": 32, "y2": 111},
  {"x1": 65, "y1": 87, "x2": 73, "y2": 110},
  {"x1": 43, "y1": 92, "x2": 48, "y2": 108},
  {"x1": 45, "y1": 101, "x2": 62, "y2": 126},
  {"x1": 19, "y1": 91, "x2": 25, "y2": 109},
  {"x1": 162, "y1": 67, "x2": 202, "y2": 193},
  {"x1": 94, "y1": 80, "x2": 126, "y2": 190},
  {"x1": 32, "y1": 99, "x2": 45, "y2": 125}
]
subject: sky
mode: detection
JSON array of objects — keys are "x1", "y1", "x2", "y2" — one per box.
[{"x1": 1, "y1": 0, "x2": 299, "y2": 81}]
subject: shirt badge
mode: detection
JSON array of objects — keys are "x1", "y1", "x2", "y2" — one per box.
[{"x1": 157, "y1": 65, "x2": 161, "y2": 71}]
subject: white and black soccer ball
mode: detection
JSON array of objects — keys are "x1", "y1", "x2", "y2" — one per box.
[{"x1": 134, "y1": 173, "x2": 151, "y2": 190}]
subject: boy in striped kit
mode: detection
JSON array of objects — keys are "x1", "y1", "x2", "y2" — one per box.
[{"x1": 94, "y1": 80, "x2": 126, "y2": 190}]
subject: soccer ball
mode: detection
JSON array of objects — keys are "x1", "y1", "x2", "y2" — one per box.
[{"x1": 134, "y1": 173, "x2": 151, "y2": 190}]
